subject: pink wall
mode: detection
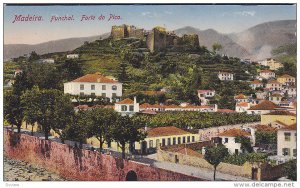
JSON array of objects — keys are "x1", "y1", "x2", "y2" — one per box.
[{"x1": 4, "y1": 129, "x2": 203, "y2": 181}]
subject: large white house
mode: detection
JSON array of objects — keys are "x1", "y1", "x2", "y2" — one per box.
[
  {"x1": 218, "y1": 71, "x2": 233, "y2": 81},
  {"x1": 197, "y1": 90, "x2": 215, "y2": 105},
  {"x1": 215, "y1": 129, "x2": 253, "y2": 155},
  {"x1": 247, "y1": 100, "x2": 279, "y2": 115},
  {"x1": 67, "y1": 54, "x2": 79, "y2": 59},
  {"x1": 64, "y1": 73, "x2": 122, "y2": 101},
  {"x1": 259, "y1": 70, "x2": 275, "y2": 80}
]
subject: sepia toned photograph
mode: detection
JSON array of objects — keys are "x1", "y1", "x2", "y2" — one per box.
[{"x1": 2, "y1": 2, "x2": 297, "y2": 183}]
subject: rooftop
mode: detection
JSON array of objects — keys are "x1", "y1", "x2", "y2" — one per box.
[
  {"x1": 268, "y1": 80, "x2": 281, "y2": 84},
  {"x1": 197, "y1": 90, "x2": 215, "y2": 93},
  {"x1": 264, "y1": 111, "x2": 296, "y2": 116},
  {"x1": 235, "y1": 94, "x2": 247, "y2": 99},
  {"x1": 147, "y1": 126, "x2": 192, "y2": 137},
  {"x1": 217, "y1": 109, "x2": 235, "y2": 113},
  {"x1": 251, "y1": 80, "x2": 262, "y2": 84},
  {"x1": 236, "y1": 102, "x2": 249, "y2": 107},
  {"x1": 218, "y1": 129, "x2": 251, "y2": 137},
  {"x1": 278, "y1": 74, "x2": 295, "y2": 79},
  {"x1": 279, "y1": 124, "x2": 296, "y2": 131},
  {"x1": 71, "y1": 73, "x2": 119, "y2": 83},
  {"x1": 248, "y1": 100, "x2": 279, "y2": 110},
  {"x1": 115, "y1": 98, "x2": 134, "y2": 104},
  {"x1": 260, "y1": 70, "x2": 274, "y2": 73},
  {"x1": 255, "y1": 125, "x2": 277, "y2": 132}
]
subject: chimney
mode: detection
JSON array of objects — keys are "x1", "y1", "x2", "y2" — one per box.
[{"x1": 134, "y1": 96, "x2": 137, "y2": 104}]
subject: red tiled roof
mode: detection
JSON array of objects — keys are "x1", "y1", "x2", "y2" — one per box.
[
  {"x1": 251, "y1": 80, "x2": 262, "y2": 84},
  {"x1": 267, "y1": 80, "x2": 281, "y2": 84},
  {"x1": 271, "y1": 93, "x2": 282, "y2": 97},
  {"x1": 248, "y1": 100, "x2": 279, "y2": 110},
  {"x1": 236, "y1": 102, "x2": 249, "y2": 107},
  {"x1": 279, "y1": 124, "x2": 296, "y2": 131},
  {"x1": 115, "y1": 98, "x2": 134, "y2": 104},
  {"x1": 71, "y1": 73, "x2": 118, "y2": 83},
  {"x1": 255, "y1": 125, "x2": 277, "y2": 132},
  {"x1": 218, "y1": 129, "x2": 251, "y2": 137},
  {"x1": 147, "y1": 126, "x2": 192, "y2": 137},
  {"x1": 265, "y1": 111, "x2": 296, "y2": 116},
  {"x1": 235, "y1": 94, "x2": 247, "y2": 99},
  {"x1": 278, "y1": 74, "x2": 294, "y2": 79},
  {"x1": 217, "y1": 109, "x2": 235, "y2": 113},
  {"x1": 260, "y1": 70, "x2": 273, "y2": 73},
  {"x1": 197, "y1": 90, "x2": 215, "y2": 93}
]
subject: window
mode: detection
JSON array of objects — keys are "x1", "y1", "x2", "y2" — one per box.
[
  {"x1": 80, "y1": 84, "x2": 84, "y2": 90},
  {"x1": 282, "y1": 148, "x2": 290, "y2": 156},
  {"x1": 225, "y1": 138, "x2": 228, "y2": 143},
  {"x1": 167, "y1": 138, "x2": 171, "y2": 145},
  {"x1": 91, "y1": 92, "x2": 95, "y2": 97},
  {"x1": 162, "y1": 139, "x2": 166, "y2": 146},
  {"x1": 192, "y1": 136, "x2": 195, "y2": 142},
  {"x1": 121, "y1": 105, "x2": 127, "y2": 111},
  {"x1": 102, "y1": 85, "x2": 106, "y2": 90},
  {"x1": 235, "y1": 149, "x2": 239, "y2": 155},
  {"x1": 293, "y1": 149, "x2": 297, "y2": 157},
  {"x1": 178, "y1": 137, "x2": 181, "y2": 144},
  {"x1": 80, "y1": 92, "x2": 84, "y2": 97},
  {"x1": 183, "y1": 137, "x2": 186, "y2": 143},
  {"x1": 284, "y1": 132, "x2": 291, "y2": 141},
  {"x1": 156, "y1": 139, "x2": 160, "y2": 147},
  {"x1": 187, "y1": 136, "x2": 190, "y2": 143},
  {"x1": 112, "y1": 93, "x2": 117, "y2": 98},
  {"x1": 91, "y1": 85, "x2": 95, "y2": 90},
  {"x1": 101, "y1": 93, "x2": 106, "y2": 97},
  {"x1": 129, "y1": 105, "x2": 134, "y2": 112},
  {"x1": 112, "y1": 85, "x2": 117, "y2": 90},
  {"x1": 149, "y1": 140, "x2": 153, "y2": 148},
  {"x1": 173, "y1": 137, "x2": 176, "y2": 145}
]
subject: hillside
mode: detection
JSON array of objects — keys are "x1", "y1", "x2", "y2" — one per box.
[{"x1": 4, "y1": 33, "x2": 110, "y2": 61}]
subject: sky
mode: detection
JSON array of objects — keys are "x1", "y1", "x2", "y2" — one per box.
[{"x1": 4, "y1": 4, "x2": 296, "y2": 44}]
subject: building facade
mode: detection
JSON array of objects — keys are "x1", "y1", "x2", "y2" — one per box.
[
  {"x1": 63, "y1": 73, "x2": 122, "y2": 101},
  {"x1": 218, "y1": 71, "x2": 233, "y2": 81}
]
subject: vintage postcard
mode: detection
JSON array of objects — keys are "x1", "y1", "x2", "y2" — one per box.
[{"x1": 2, "y1": 2, "x2": 297, "y2": 185}]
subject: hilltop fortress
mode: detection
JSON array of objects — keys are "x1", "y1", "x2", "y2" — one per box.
[{"x1": 111, "y1": 24, "x2": 199, "y2": 52}]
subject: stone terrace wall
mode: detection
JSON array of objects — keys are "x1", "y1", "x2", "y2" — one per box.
[
  {"x1": 4, "y1": 129, "x2": 202, "y2": 181},
  {"x1": 157, "y1": 147, "x2": 253, "y2": 179}
]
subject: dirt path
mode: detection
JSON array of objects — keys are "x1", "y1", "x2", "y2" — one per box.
[{"x1": 4, "y1": 156, "x2": 65, "y2": 181}]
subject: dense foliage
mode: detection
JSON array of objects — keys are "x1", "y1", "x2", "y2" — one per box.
[
  {"x1": 223, "y1": 153, "x2": 268, "y2": 166},
  {"x1": 255, "y1": 131, "x2": 277, "y2": 145},
  {"x1": 284, "y1": 160, "x2": 297, "y2": 181},
  {"x1": 132, "y1": 112, "x2": 260, "y2": 129}
]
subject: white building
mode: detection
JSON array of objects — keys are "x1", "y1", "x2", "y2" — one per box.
[
  {"x1": 114, "y1": 97, "x2": 139, "y2": 116},
  {"x1": 216, "y1": 129, "x2": 252, "y2": 155},
  {"x1": 250, "y1": 80, "x2": 264, "y2": 90},
  {"x1": 37, "y1": 58, "x2": 55, "y2": 64},
  {"x1": 277, "y1": 124, "x2": 296, "y2": 160},
  {"x1": 235, "y1": 102, "x2": 250, "y2": 113},
  {"x1": 197, "y1": 90, "x2": 215, "y2": 105},
  {"x1": 258, "y1": 58, "x2": 283, "y2": 70},
  {"x1": 67, "y1": 54, "x2": 79, "y2": 59},
  {"x1": 247, "y1": 100, "x2": 279, "y2": 115},
  {"x1": 269, "y1": 94, "x2": 283, "y2": 104},
  {"x1": 259, "y1": 70, "x2": 275, "y2": 80},
  {"x1": 266, "y1": 80, "x2": 283, "y2": 91},
  {"x1": 234, "y1": 94, "x2": 249, "y2": 103},
  {"x1": 63, "y1": 73, "x2": 122, "y2": 101},
  {"x1": 256, "y1": 91, "x2": 268, "y2": 100},
  {"x1": 218, "y1": 71, "x2": 233, "y2": 81}
]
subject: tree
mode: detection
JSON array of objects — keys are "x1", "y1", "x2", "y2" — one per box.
[
  {"x1": 284, "y1": 160, "x2": 297, "y2": 181},
  {"x1": 235, "y1": 136, "x2": 253, "y2": 153},
  {"x1": 4, "y1": 91, "x2": 23, "y2": 133},
  {"x1": 212, "y1": 43, "x2": 223, "y2": 54},
  {"x1": 61, "y1": 110, "x2": 92, "y2": 147},
  {"x1": 88, "y1": 108, "x2": 119, "y2": 151},
  {"x1": 204, "y1": 144, "x2": 229, "y2": 180},
  {"x1": 112, "y1": 115, "x2": 146, "y2": 159},
  {"x1": 21, "y1": 86, "x2": 73, "y2": 140},
  {"x1": 28, "y1": 51, "x2": 40, "y2": 62}
]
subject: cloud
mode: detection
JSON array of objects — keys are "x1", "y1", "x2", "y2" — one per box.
[
  {"x1": 141, "y1": 11, "x2": 172, "y2": 18},
  {"x1": 164, "y1": 11, "x2": 173, "y2": 15},
  {"x1": 234, "y1": 11, "x2": 256, "y2": 17},
  {"x1": 141, "y1": 12, "x2": 151, "y2": 16}
]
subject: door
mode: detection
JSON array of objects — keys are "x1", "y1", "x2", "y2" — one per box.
[{"x1": 252, "y1": 168, "x2": 258, "y2": 180}]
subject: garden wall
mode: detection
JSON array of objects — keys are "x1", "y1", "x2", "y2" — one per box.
[{"x1": 4, "y1": 129, "x2": 203, "y2": 181}]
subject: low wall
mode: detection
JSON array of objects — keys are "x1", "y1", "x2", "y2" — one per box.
[
  {"x1": 4, "y1": 129, "x2": 203, "y2": 181},
  {"x1": 157, "y1": 147, "x2": 253, "y2": 179}
]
